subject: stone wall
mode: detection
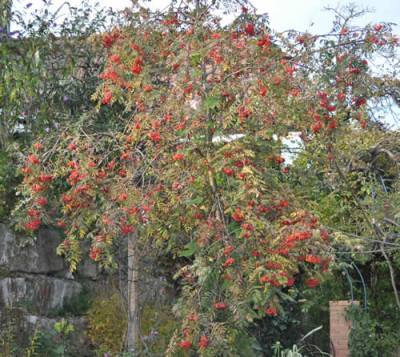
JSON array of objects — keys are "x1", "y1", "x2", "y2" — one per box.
[
  {"x1": 0, "y1": 223, "x2": 102, "y2": 355},
  {"x1": 0, "y1": 224, "x2": 101, "y2": 311}
]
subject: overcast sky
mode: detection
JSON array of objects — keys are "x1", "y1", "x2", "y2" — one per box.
[{"x1": 12, "y1": 0, "x2": 400, "y2": 35}]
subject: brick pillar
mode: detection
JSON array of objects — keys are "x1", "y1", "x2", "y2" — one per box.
[{"x1": 330, "y1": 300, "x2": 359, "y2": 357}]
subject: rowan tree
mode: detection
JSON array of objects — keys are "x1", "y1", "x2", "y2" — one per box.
[{"x1": 13, "y1": 0, "x2": 399, "y2": 354}]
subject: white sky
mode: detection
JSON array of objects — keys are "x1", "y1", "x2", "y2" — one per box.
[{"x1": 11, "y1": 0, "x2": 400, "y2": 35}]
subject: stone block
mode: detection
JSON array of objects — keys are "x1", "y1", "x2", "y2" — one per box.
[
  {"x1": 0, "y1": 275, "x2": 82, "y2": 313},
  {"x1": 0, "y1": 224, "x2": 64, "y2": 274}
]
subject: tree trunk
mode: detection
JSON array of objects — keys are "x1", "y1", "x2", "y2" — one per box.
[
  {"x1": 126, "y1": 231, "x2": 140, "y2": 350},
  {"x1": 380, "y1": 242, "x2": 400, "y2": 310},
  {"x1": 0, "y1": 110, "x2": 8, "y2": 149}
]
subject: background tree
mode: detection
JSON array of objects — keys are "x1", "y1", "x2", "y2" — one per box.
[
  {"x1": 281, "y1": 6, "x2": 400, "y2": 354},
  {"x1": 0, "y1": 0, "x2": 114, "y2": 219}
]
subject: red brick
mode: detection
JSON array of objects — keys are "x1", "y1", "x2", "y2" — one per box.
[{"x1": 330, "y1": 300, "x2": 358, "y2": 357}]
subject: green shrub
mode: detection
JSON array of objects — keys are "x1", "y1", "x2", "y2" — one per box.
[
  {"x1": 0, "y1": 303, "x2": 28, "y2": 356},
  {"x1": 348, "y1": 306, "x2": 400, "y2": 357},
  {"x1": 26, "y1": 320, "x2": 75, "y2": 357},
  {"x1": 57, "y1": 286, "x2": 91, "y2": 318},
  {"x1": 0, "y1": 149, "x2": 19, "y2": 221},
  {"x1": 86, "y1": 291, "x2": 127, "y2": 355}
]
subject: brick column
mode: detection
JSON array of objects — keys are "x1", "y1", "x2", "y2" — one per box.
[{"x1": 329, "y1": 300, "x2": 359, "y2": 357}]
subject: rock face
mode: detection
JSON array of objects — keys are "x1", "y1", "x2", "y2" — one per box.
[
  {"x1": 0, "y1": 223, "x2": 100, "y2": 280},
  {"x1": 0, "y1": 275, "x2": 82, "y2": 313},
  {"x1": 0, "y1": 224, "x2": 64, "y2": 274},
  {"x1": 0, "y1": 223, "x2": 102, "y2": 354},
  {"x1": 0, "y1": 223, "x2": 100, "y2": 313}
]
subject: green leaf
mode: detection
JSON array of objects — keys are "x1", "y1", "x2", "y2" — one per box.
[
  {"x1": 9, "y1": 88, "x2": 18, "y2": 102},
  {"x1": 276, "y1": 289, "x2": 296, "y2": 302},
  {"x1": 204, "y1": 96, "x2": 220, "y2": 109},
  {"x1": 179, "y1": 241, "x2": 196, "y2": 257},
  {"x1": 191, "y1": 136, "x2": 206, "y2": 143},
  {"x1": 192, "y1": 70, "x2": 202, "y2": 77},
  {"x1": 190, "y1": 51, "x2": 201, "y2": 66},
  {"x1": 227, "y1": 222, "x2": 238, "y2": 232},
  {"x1": 188, "y1": 196, "x2": 204, "y2": 205},
  {"x1": 222, "y1": 278, "x2": 231, "y2": 291}
]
